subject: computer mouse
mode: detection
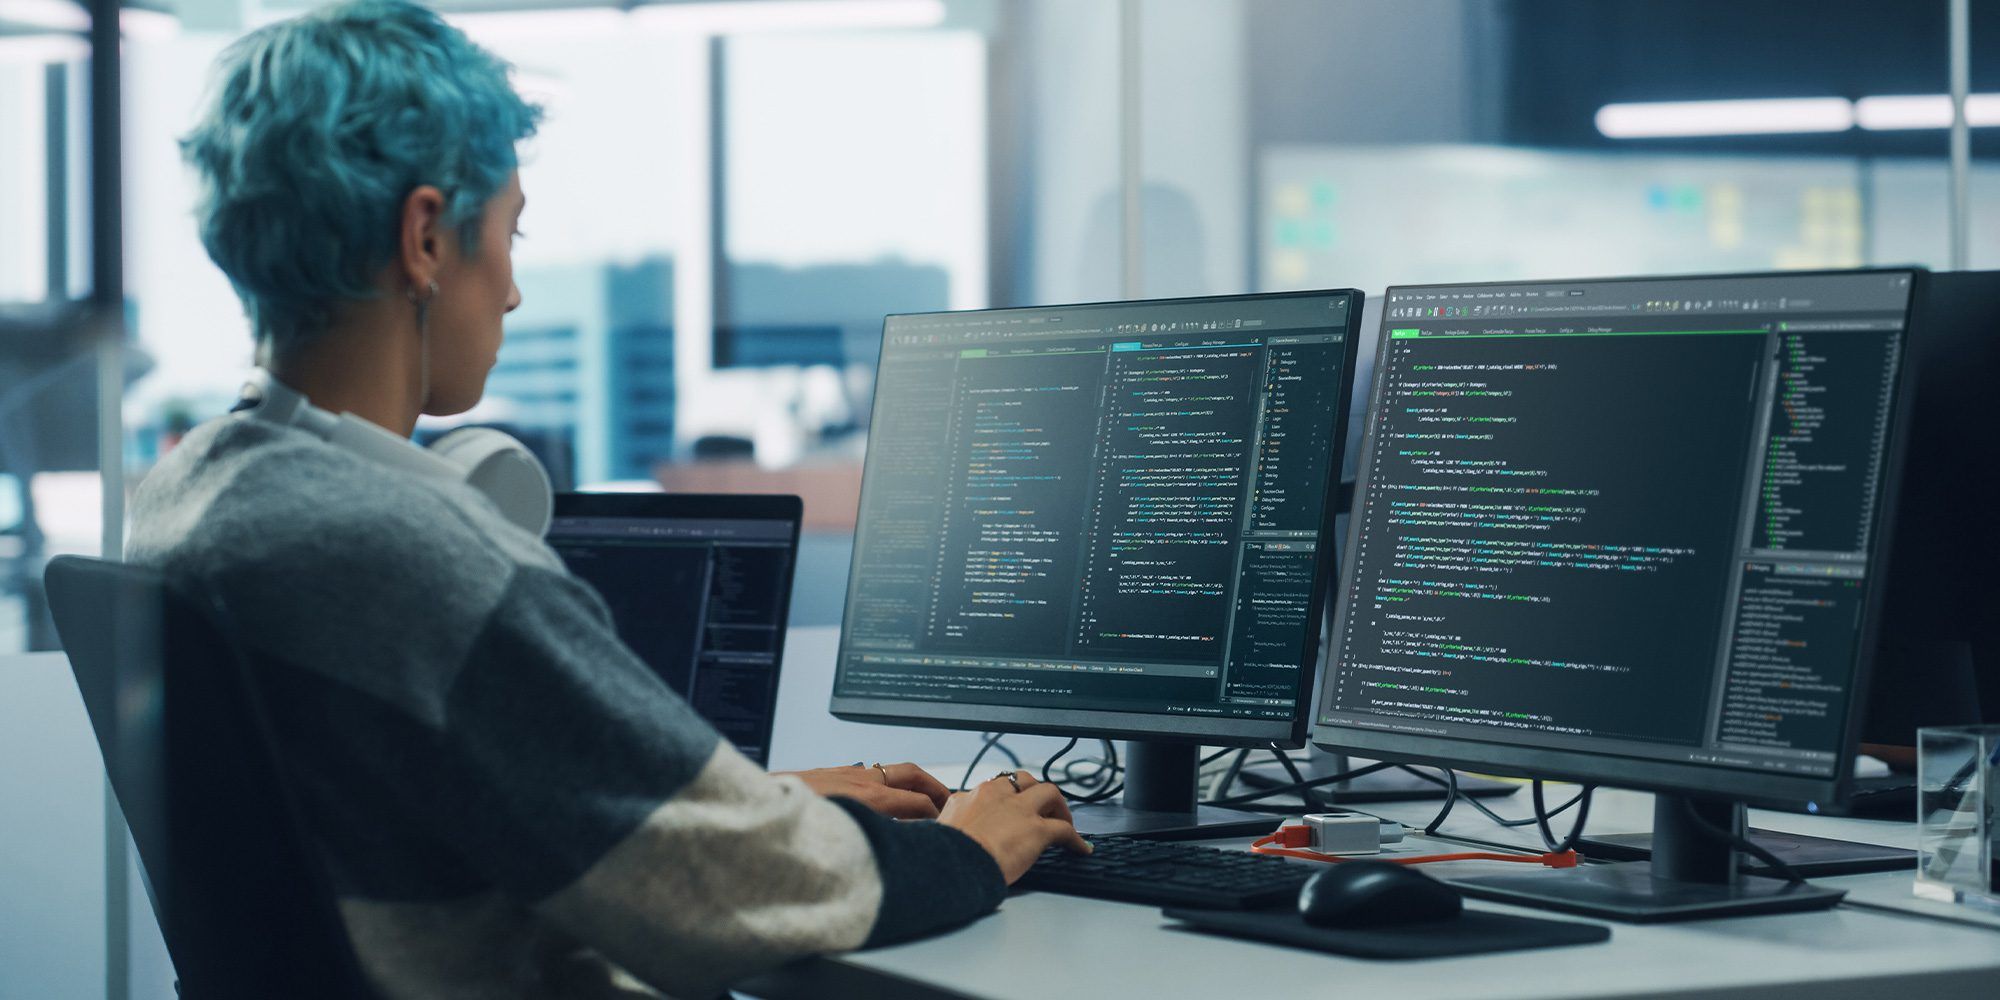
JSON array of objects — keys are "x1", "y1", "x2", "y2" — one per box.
[{"x1": 1297, "y1": 861, "x2": 1463, "y2": 928}]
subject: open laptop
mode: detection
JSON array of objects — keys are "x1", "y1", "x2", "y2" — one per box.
[{"x1": 547, "y1": 493, "x2": 803, "y2": 767}]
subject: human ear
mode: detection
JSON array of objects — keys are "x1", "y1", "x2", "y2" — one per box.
[{"x1": 397, "y1": 185, "x2": 448, "y2": 293}]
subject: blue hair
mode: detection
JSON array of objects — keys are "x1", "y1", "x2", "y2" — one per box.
[{"x1": 181, "y1": 0, "x2": 541, "y2": 353}]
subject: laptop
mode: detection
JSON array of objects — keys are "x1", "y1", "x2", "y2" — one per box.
[{"x1": 547, "y1": 493, "x2": 803, "y2": 767}]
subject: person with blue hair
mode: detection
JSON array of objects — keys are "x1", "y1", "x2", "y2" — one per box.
[{"x1": 132, "y1": 3, "x2": 1085, "y2": 997}]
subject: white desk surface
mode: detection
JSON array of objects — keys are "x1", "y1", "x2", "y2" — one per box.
[{"x1": 747, "y1": 627, "x2": 2000, "y2": 1000}]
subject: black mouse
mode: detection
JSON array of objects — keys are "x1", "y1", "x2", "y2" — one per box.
[{"x1": 1298, "y1": 861, "x2": 1463, "y2": 928}]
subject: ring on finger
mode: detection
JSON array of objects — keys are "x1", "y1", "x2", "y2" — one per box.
[
  {"x1": 870, "y1": 762, "x2": 890, "y2": 784},
  {"x1": 993, "y1": 770, "x2": 1022, "y2": 793}
]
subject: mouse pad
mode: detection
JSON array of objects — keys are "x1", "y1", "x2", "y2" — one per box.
[{"x1": 1162, "y1": 906, "x2": 1610, "y2": 960}]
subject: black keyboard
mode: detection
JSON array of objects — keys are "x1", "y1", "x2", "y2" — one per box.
[{"x1": 1015, "y1": 836, "x2": 1312, "y2": 910}]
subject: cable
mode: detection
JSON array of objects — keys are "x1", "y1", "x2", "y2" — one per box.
[
  {"x1": 1678, "y1": 798, "x2": 1807, "y2": 885},
  {"x1": 1210, "y1": 748, "x2": 1251, "y2": 801},
  {"x1": 1422, "y1": 767, "x2": 1459, "y2": 836},
  {"x1": 1059, "y1": 739, "x2": 1122, "y2": 794},
  {"x1": 1201, "y1": 760, "x2": 1398, "y2": 808},
  {"x1": 1042, "y1": 737, "x2": 1123, "y2": 805},
  {"x1": 1532, "y1": 780, "x2": 1594, "y2": 854},
  {"x1": 967, "y1": 740, "x2": 1230, "y2": 802},
  {"x1": 1269, "y1": 749, "x2": 1330, "y2": 812},
  {"x1": 1396, "y1": 764, "x2": 1585, "y2": 830},
  {"x1": 1040, "y1": 737, "x2": 1078, "y2": 785},
  {"x1": 957, "y1": 732, "x2": 1014, "y2": 792}
]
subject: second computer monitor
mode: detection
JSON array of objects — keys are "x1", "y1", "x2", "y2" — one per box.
[
  {"x1": 1315, "y1": 269, "x2": 1919, "y2": 918},
  {"x1": 833, "y1": 291, "x2": 1363, "y2": 751},
  {"x1": 1318, "y1": 269, "x2": 1918, "y2": 807}
]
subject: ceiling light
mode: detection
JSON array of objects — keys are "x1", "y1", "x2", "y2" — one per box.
[
  {"x1": 118, "y1": 6, "x2": 177, "y2": 41},
  {"x1": 1855, "y1": 93, "x2": 2000, "y2": 130},
  {"x1": 445, "y1": 8, "x2": 627, "y2": 46},
  {"x1": 0, "y1": 32, "x2": 88, "y2": 64},
  {"x1": 0, "y1": 1, "x2": 177, "y2": 41},
  {"x1": 1595, "y1": 98, "x2": 1855, "y2": 138},
  {"x1": 630, "y1": 0, "x2": 946, "y2": 34},
  {"x1": 0, "y1": 0, "x2": 88, "y2": 32}
]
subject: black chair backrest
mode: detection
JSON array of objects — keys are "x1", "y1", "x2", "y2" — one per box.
[{"x1": 44, "y1": 555, "x2": 374, "y2": 1000}]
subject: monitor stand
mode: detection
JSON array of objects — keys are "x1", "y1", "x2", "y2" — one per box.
[
  {"x1": 1067, "y1": 742, "x2": 1281, "y2": 841},
  {"x1": 1448, "y1": 795, "x2": 1846, "y2": 922}
]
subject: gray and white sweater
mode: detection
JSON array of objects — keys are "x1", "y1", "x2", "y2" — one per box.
[{"x1": 128, "y1": 414, "x2": 1005, "y2": 1000}]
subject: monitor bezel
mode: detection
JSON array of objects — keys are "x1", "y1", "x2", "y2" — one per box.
[
  {"x1": 549, "y1": 491, "x2": 804, "y2": 767},
  {"x1": 1310, "y1": 267, "x2": 1925, "y2": 807},
  {"x1": 830, "y1": 289, "x2": 1367, "y2": 749}
]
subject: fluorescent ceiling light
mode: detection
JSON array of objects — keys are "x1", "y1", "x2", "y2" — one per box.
[
  {"x1": 1855, "y1": 93, "x2": 2000, "y2": 130},
  {"x1": 118, "y1": 6, "x2": 176, "y2": 41},
  {"x1": 630, "y1": 0, "x2": 946, "y2": 34},
  {"x1": 0, "y1": 0, "x2": 86, "y2": 31},
  {"x1": 0, "y1": 32, "x2": 87, "y2": 63},
  {"x1": 445, "y1": 8, "x2": 627, "y2": 45},
  {"x1": 445, "y1": 1, "x2": 946, "y2": 45},
  {"x1": 0, "y1": 0, "x2": 177, "y2": 40},
  {"x1": 1595, "y1": 98, "x2": 1854, "y2": 138}
]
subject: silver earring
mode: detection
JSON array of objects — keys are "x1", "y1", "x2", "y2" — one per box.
[
  {"x1": 411, "y1": 280, "x2": 438, "y2": 409},
  {"x1": 410, "y1": 279, "x2": 439, "y2": 346}
]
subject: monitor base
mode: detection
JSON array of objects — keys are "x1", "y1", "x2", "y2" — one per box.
[
  {"x1": 1577, "y1": 828, "x2": 1914, "y2": 878},
  {"x1": 1070, "y1": 803, "x2": 1282, "y2": 841},
  {"x1": 1449, "y1": 862, "x2": 1845, "y2": 923},
  {"x1": 1087, "y1": 742, "x2": 1282, "y2": 840}
]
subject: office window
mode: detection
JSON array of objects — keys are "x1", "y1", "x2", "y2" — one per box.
[
  {"x1": 0, "y1": 51, "x2": 97, "y2": 654},
  {"x1": 441, "y1": 16, "x2": 695, "y2": 489},
  {"x1": 124, "y1": 32, "x2": 256, "y2": 453},
  {"x1": 710, "y1": 30, "x2": 987, "y2": 466},
  {"x1": 0, "y1": 63, "x2": 50, "y2": 302}
]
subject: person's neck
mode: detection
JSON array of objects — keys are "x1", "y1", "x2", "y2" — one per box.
[{"x1": 268, "y1": 299, "x2": 425, "y2": 437}]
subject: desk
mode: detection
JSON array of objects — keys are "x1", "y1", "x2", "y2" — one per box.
[
  {"x1": 10, "y1": 629, "x2": 2000, "y2": 999},
  {"x1": 745, "y1": 630, "x2": 2000, "y2": 1000}
]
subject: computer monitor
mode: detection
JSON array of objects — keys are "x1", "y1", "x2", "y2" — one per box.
[
  {"x1": 1863, "y1": 269, "x2": 2000, "y2": 757},
  {"x1": 1314, "y1": 269, "x2": 1921, "y2": 920},
  {"x1": 832, "y1": 291, "x2": 1364, "y2": 837},
  {"x1": 548, "y1": 493, "x2": 803, "y2": 767}
]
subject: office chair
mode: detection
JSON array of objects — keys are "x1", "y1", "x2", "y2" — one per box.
[{"x1": 44, "y1": 555, "x2": 376, "y2": 1000}]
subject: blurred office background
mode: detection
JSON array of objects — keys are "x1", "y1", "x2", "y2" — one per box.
[{"x1": 1, "y1": 0, "x2": 1996, "y2": 995}]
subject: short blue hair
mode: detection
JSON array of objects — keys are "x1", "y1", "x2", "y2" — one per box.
[{"x1": 182, "y1": 0, "x2": 541, "y2": 353}]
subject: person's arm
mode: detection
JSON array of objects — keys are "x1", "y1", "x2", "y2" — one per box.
[{"x1": 429, "y1": 564, "x2": 1024, "y2": 995}]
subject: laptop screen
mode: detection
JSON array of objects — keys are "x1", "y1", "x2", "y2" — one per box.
[{"x1": 547, "y1": 495, "x2": 802, "y2": 766}]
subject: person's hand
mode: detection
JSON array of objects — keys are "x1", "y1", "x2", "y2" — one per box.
[
  {"x1": 938, "y1": 771, "x2": 1092, "y2": 883},
  {"x1": 774, "y1": 762, "x2": 953, "y2": 819}
]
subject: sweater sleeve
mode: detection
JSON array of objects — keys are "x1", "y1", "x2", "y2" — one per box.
[{"x1": 824, "y1": 798, "x2": 1006, "y2": 948}]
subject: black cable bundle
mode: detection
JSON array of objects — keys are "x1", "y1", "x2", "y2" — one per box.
[{"x1": 1532, "y1": 780, "x2": 1594, "y2": 854}]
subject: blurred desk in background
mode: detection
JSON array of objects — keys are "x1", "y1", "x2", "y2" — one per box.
[{"x1": 654, "y1": 459, "x2": 862, "y2": 532}]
